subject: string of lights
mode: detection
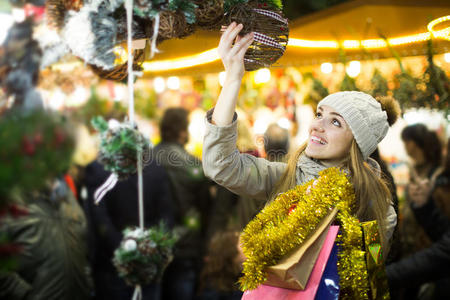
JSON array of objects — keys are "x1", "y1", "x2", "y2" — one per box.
[{"x1": 143, "y1": 15, "x2": 450, "y2": 72}]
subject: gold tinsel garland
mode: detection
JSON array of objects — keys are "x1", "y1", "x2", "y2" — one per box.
[{"x1": 239, "y1": 167, "x2": 370, "y2": 299}]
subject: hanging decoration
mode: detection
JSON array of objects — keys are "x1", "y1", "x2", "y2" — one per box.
[
  {"x1": 89, "y1": 48, "x2": 145, "y2": 82},
  {"x1": 112, "y1": 224, "x2": 177, "y2": 287},
  {"x1": 340, "y1": 73, "x2": 359, "y2": 91},
  {"x1": 239, "y1": 167, "x2": 371, "y2": 300},
  {"x1": 302, "y1": 72, "x2": 329, "y2": 107},
  {"x1": 378, "y1": 33, "x2": 421, "y2": 110},
  {"x1": 370, "y1": 69, "x2": 389, "y2": 98},
  {"x1": 416, "y1": 39, "x2": 449, "y2": 113},
  {"x1": 157, "y1": 0, "x2": 198, "y2": 40},
  {"x1": 106, "y1": 2, "x2": 177, "y2": 299},
  {"x1": 61, "y1": 2, "x2": 120, "y2": 71},
  {"x1": 194, "y1": 0, "x2": 224, "y2": 31},
  {"x1": 224, "y1": 0, "x2": 289, "y2": 71},
  {"x1": 393, "y1": 72, "x2": 420, "y2": 110},
  {"x1": 91, "y1": 116, "x2": 150, "y2": 203}
]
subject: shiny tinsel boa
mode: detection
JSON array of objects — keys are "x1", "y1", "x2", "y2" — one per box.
[{"x1": 239, "y1": 167, "x2": 371, "y2": 299}]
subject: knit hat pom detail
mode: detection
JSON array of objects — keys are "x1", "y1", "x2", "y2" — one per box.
[{"x1": 376, "y1": 96, "x2": 401, "y2": 126}]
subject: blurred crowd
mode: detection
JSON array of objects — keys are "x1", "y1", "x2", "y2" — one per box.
[{"x1": 0, "y1": 107, "x2": 448, "y2": 300}]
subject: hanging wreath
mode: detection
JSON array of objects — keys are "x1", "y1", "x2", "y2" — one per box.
[
  {"x1": 113, "y1": 224, "x2": 177, "y2": 286},
  {"x1": 239, "y1": 167, "x2": 370, "y2": 299},
  {"x1": 91, "y1": 116, "x2": 150, "y2": 180},
  {"x1": 224, "y1": 0, "x2": 289, "y2": 71}
]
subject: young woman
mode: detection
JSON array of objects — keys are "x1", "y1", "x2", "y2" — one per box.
[{"x1": 202, "y1": 22, "x2": 399, "y2": 250}]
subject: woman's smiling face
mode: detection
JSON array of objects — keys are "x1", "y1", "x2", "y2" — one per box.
[{"x1": 305, "y1": 105, "x2": 354, "y2": 167}]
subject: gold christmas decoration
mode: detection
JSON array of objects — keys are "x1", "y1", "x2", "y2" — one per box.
[{"x1": 239, "y1": 167, "x2": 371, "y2": 300}]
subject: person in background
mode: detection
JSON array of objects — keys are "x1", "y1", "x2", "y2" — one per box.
[
  {"x1": 397, "y1": 124, "x2": 443, "y2": 280},
  {"x1": 386, "y1": 139, "x2": 450, "y2": 299},
  {"x1": 264, "y1": 123, "x2": 290, "y2": 162},
  {"x1": 208, "y1": 118, "x2": 266, "y2": 239},
  {"x1": 153, "y1": 107, "x2": 212, "y2": 300},
  {"x1": 196, "y1": 230, "x2": 244, "y2": 300},
  {"x1": 82, "y1": 158, "x2": 175, "y2": 300},
  {"x1": 0, "y1": 177, "x2": 93, "y2": 300},
  {"x1": 401, "y1": 124, "x2": 442, "y2": 180},
  {"x1": 431, "y1": 138, "x2": 450, "y2": 218}
]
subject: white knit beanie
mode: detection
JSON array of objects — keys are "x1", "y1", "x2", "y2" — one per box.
[{"x1": 317, "y1": 91, "x2": 389, "y2": 160}]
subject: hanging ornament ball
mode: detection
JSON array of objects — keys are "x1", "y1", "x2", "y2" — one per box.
[
  {"x1": 158, "y1": 10, "x2": 195, "y2": 39},
  {"x1": 91, "y1": 116, "x2": 151, "y2": 180},
  {"x1": 226, "y1": 1, "x2": 289, "y2": 71},
  {"x1": 113, "y1": 224, "x2": 177, "y2": 286},
  {"x1": 194, "y1": 0, "x2": 224, "y2": 31},
  {"x1": 123, "y1": 239, "x2": 138, "y2": 252}
]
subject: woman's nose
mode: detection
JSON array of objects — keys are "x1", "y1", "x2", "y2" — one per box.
[{"x1": 311, "y1": 119, "x2": 325, "y2": 132}]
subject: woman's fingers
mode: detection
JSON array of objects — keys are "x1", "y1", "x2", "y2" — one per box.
[
  {"x1": 236, "y1": 33, "x2": 254, "y2": 58},
  {"x1": 219, "y1": 22, "x2": 243, "y2": 48},
  {"x1": 229, "y1": 32, "x2": 254, "y2": 58}
]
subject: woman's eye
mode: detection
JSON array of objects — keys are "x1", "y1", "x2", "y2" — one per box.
[
  {"x1": 315, "y1": 112, "x2": 322, "y2": 118},
  {"x1": 332, "y1": 119, "x2": 341, "y2": 127}
]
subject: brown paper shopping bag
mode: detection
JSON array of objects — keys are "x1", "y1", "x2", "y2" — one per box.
[{"x1": 264, "y1": 206, "x2": 338, "y2": 290}]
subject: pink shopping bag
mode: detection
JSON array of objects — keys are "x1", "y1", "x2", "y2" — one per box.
[{"x1": 242, "y1": 225, "x2": 339, "y2": 300}]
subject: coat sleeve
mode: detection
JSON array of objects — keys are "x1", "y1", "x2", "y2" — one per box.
[
  {"x1": 412, "y1": 193, "x2": 449, "y2": 241},
  {"x1": 386, "y1": 197, "x2": 450, "y2": 288},
  {"x1": 386, "y1": 229, "x2": 450, "y2": 288},
  {"x1": 202, "y1": 109, "x2": 287, "y2": 200},
  {"x1": 0, "y1": 272, "x2": 32, "y2": 300}
]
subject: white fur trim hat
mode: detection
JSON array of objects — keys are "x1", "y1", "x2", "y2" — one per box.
[{"x1": 317, "y1": 91, "x2": 389, "y2": 160}]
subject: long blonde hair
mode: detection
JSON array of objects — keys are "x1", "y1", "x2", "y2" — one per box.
[{"x1": 270, "y1": 140, "x2": 391, "y2": 256}]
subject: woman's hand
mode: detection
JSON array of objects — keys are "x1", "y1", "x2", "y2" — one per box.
[
  {"x1": 211, "y1": 23, "x2": 253, "y2": 126},
  {"x1": 218, "y1": 22, "x2": 254, "y2": 83}
]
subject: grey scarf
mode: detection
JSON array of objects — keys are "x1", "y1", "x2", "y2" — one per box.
[
  {"x1": 295, "y1": 154, "x2": 328, "y2": 185},
  {"x1": 296, "y1": 154, "x2": 381, "y2": 185}
]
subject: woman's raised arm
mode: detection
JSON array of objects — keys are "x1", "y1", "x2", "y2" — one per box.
[{"x1": 212, "y1": 22, "x2": 253, "y2": 126}]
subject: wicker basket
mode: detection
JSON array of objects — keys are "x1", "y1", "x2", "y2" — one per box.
[
  {"x1": 194, "y1": 0, "x2": 225, "y2": 31},
  {"x1": 89, "y1": 49, "x2": 145, "y2": 82},
  {"x1": 226, "y1": 2, "x2": 289, "y2": 71}
]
